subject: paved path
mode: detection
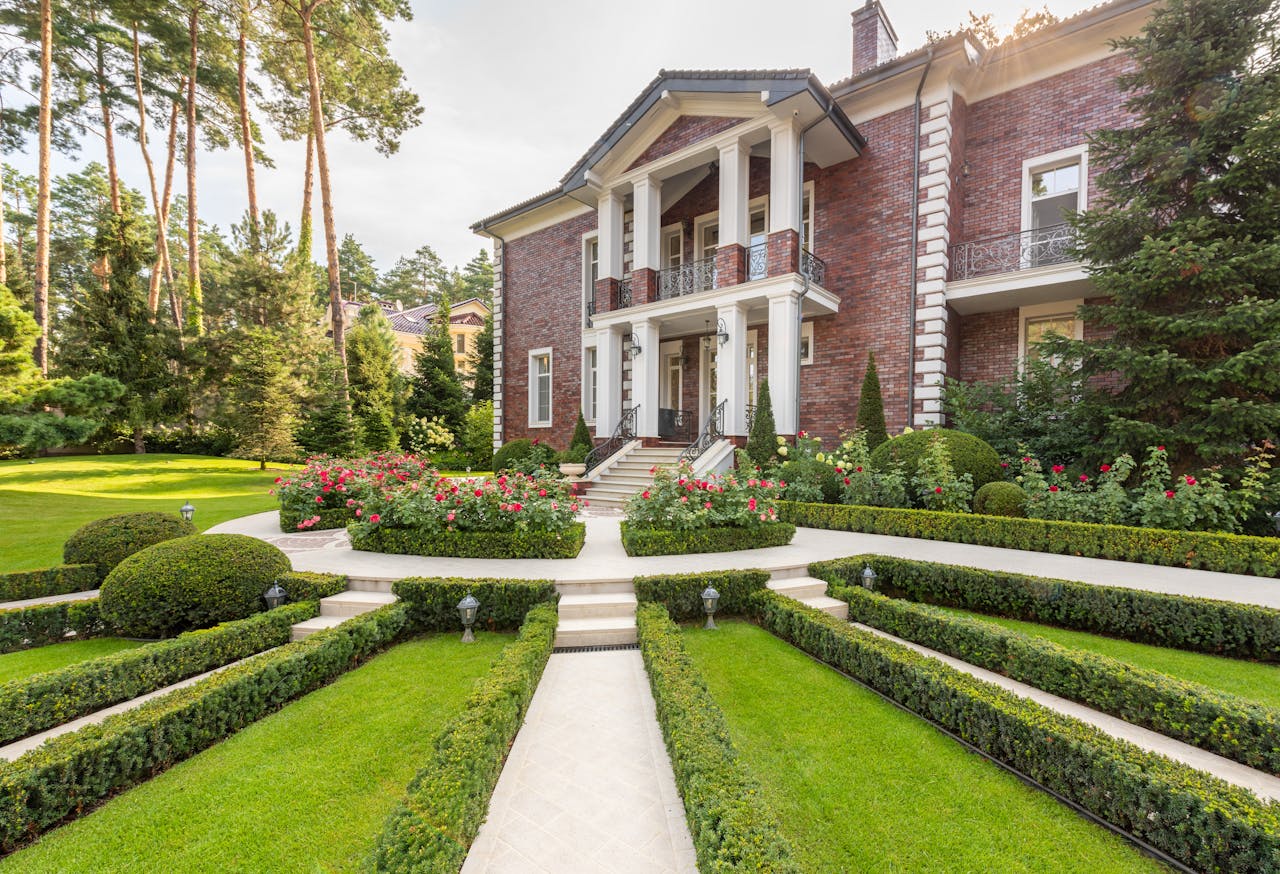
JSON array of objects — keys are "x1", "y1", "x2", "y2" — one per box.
[
  {"x1": 212, "y1": 510, "x2": 1280, "y2": 608},
  {"x1": 461, "y1": 650, "x2": 697, "y2": 874},
  {"x1": 0, "y1": 589, "x2": 99, "y2": 611}
]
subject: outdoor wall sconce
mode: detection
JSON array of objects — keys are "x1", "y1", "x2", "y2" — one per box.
[
  {"x1": 263, "y1": 580, "x2": 287, "y2": 610},
  {"x1": 630, "y1": 343, "x2": 643, "y2": 358},
  {"x1": 179, "y1": 501, "x2": 195, "y2": 522},
  {"x1": 861, "y1": 565, "x2": 877, "y2": 591},
  {"x1": 702, "y1": 586, "x2": 721, "y2": 630},
  {"x1": 702, "y1": 319, "x2": 729, "y2": 350},
  {"x1": 457, "y1": 593, "x2": 480, "y2": 643}
]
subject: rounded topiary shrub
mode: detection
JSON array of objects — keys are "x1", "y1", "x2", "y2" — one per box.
[
  {"x1": 64, "y1": 512, "x2": 198, "y2": 580},
  {"x1": 870, "y1": 429, "x2": 1003, "y2": 493},
  {"x1": 779, "y1": 458, "x2": 842, "y2": 503},
  {"x1": 974, "y1": 481, "x2": 1028, "y2": 518},
  {"x1": 491, "y1": 438, "x2": 533, "y2": 473},
  {"x1": 99, "y1": 534, "x2": 291, "y2": 638}
]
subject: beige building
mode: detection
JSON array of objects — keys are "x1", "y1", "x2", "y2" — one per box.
[{"x1": 327, "y1": 297, "x2": 491, "y2": 378}]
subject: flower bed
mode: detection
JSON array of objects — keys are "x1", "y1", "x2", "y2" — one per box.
[
  {"x1": 274, "y1": 454, "x2": 437, "y2": 532},
  {"x1": 622, "y1": 464, "x2": 790, "y2": 557}
]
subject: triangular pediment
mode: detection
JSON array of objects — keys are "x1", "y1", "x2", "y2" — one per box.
[{"x1": 624, "y1": 116, "x2": 746, "y2": 173}]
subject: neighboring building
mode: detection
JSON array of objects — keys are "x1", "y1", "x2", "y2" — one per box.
[
  {"x1": 472, "y1": 0, "x2": 1148, "y2": 457},
  {"x1": 325, "y1": 297, "x2": 491, "y2": 378}
]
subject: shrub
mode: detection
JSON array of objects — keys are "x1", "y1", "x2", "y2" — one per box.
[
  {"x1": 856, "y1": 350, "x2": 889, "y2": 450},
  {"x1": 99, "y1": 534, "x2": 291, "y2": 638},
  {"x1": 781, "y1": 501, "x2": 1280, "y2": 578},
  {"x1": 835, "y1": 584, "x2": 1280, "y2": 774},
  {"x1": 0, "y1": 564, "x2": 99, "y2": 602},
  {"x1": 63, "y1": 512, "x2": 197, "y2": 580},
  {"x1": 753, "y1": 592, "x2": 1280, "y2": 873},
  {"x1": 621, "y1": 522, "x2": 796, "y2": 557},
  {"x1": 352, "y1": 523, "x2": 586, "y2": 559},
  {"x1": 491, "y1": 438, "x2": 545, "y2": 474},
  {"x1": 461, "y1": 401, "x2": 496, "y2": 470},
  {"x1": 369, "y1": 603, "x2": 557, "y2": 871},
  {"x1": 392, "y1": 577, "x2": 558, "y2": 632},
  {"x1": 973, "y1": 481, "x2": 1027, "y2": 517},
  {"x1": 870, "y1": 429, "x2": 1001, "y2": 495},
  {"x1": 810, "y1": 554, "x2": 1280, "y2": 660},
  {"x1": 745, "y1": 378, "x2": 778, "y2": 468},
  {"x1": 625, "y1": 462, "x2": 781, "y2": 531},
  {"x1": 636, "y1": 603, "x2": 799, "y2": 872},
  {"x1": 778, "y1": 458, "x2": 840, "y2": 503},
  {"x1": 0, "y1": 603, "x2": 315, "y2": 747},
  {"x1": 913, "y1": 431, "x2": 974, "y2": 512},
  {"x1": 276, "y1": 571, "x2": 347, "y2": 602},
  {"x1": 569, "y1": 409, "x2": 593, "y2": 453},
  {"x1": 634, "y1": 570, "x2": 770, "y2": 621},
  {"x1": 274, "y1": 454, "x2": 438, "y2": 531},
  {"x1": 0, "y1": 603, "x2": 406, "y2": 853},
  {"x1": 0, "y1": 600, "x2": 103, "y2": 654}
]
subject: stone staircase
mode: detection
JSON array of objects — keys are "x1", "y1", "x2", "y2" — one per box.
[
  {"x1": 554, "y1": 576, "x2": 637, "y2": 648},
  {"x1": 584, "y1": 445, "x2": 685, "y2": 509},
  {"x1": 290, "y1": 588, "x2": 399, "y2": 641},
  {"x1": 766, "y1": 565, "x2": 850, "y2": 620}
]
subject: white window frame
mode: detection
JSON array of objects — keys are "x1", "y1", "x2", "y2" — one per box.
[
  {"x1": 529, "y1": 347, "x2": 553, "y2": 428},
  {"x1": 455, "y1": 333, "x2": 466, "y2": 355},
  {"x1": 582, "y1": 232, "x2": 599, "y2": 327},
  {"x1": 661, "y1": 223, "x2": 684, "y2": 269},
  {"x1": 1018, "y1": 300, "x2": 1084, "y2": 364},
  {"x1": 1020, "y1": 145, "x2": 1088, "y2": 235},
  {"x1": 799, "y1": 321, "x2": 814, "y2": 366},
  {"x1": 582, "y1": 346, "x2": 598, "y2": 425},
  {"x1": 801, "y1": 180, "x2": 816, "y2": 251}
]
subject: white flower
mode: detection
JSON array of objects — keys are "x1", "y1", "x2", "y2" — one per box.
[
  {"x1": 776, "y1": 435, "x2": 786, "y2": 445},
  {"x1": 815, "y1": 452, "x2": 825, "y2": 462},
  {"x1": 777, "y1": 446, "x2": 789, "y2": 456}
]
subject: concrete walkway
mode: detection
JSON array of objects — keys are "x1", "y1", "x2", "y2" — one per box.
[
  {"x1": 211, "y1": 510, "x2": 1280, "y2": 608},
  {"x1": 0, "y1": 588, "x2": 99, "y2": 611},
  {"x1": 461, "y1": 650, "x2": 697, "y2": 874}
]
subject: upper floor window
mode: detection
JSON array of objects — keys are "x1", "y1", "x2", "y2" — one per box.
[
  {"x1": 1030, "y1": 163, "x2": 1080, "y2": 230},
  {"x1": 583, "y1": 235, "x2": 599, "y2": 325},
  {"x1": 1021, "y1": 146, "x2": 1087, "y2": 270},
  {"x1": 662, "y1": 227, "x2": 683, "y2": 268},
  {"x1": 455, "y1": 333, "x2": 466, "y2": 354}
]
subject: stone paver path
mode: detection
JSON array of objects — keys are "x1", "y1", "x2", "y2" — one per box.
[
  {"x1": 461, "y1": 650, "x2": 697, "y2": 874},
  {"x1": 0, "y1": 588, "x2": 99, "y2": 611}
]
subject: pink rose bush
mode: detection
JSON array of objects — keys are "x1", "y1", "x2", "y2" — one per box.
[
  {"x1": 274, "y1": 454, "x2": 438, "y2": 530},
  {"x1": 625, "y1": 462, "x2": 780, "y2": 531}
]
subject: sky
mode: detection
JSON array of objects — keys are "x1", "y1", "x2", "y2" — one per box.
[{"x1": 7, "y1": 0, "x2": 1105, "y2": 273}]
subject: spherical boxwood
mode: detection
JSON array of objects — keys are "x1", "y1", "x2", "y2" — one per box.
[
  {"x1": 64, "y1": 512, "x2": 198, "y2": 580},
  {"x1": 779, "y1": 458, "x2": 842, "y2": 503},
  {"x1": 870, "y1": 429, "x2": 1003, "y2": 493},
  {"x1": 99, "y1": 534, "x2": 291, "y2": 638},
  {"x1": 974, "y1": 481, "x2": 1028, "y2": 518},
  {"x1": 491, "y1": 438, "x2": 533, "y2": 474}
]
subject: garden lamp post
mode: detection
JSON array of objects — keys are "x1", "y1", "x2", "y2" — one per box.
[
  {"x1": 457, "y1": 593, "x2": 480, "y2": 643},
  {"x1": 862, "y1": 565, "x2": 877, "y2": 591},
  {"x1": 179, "y1": 501, "x2": 195, "y2": 522},
  {"x1": 263, "y1": 580, "x2": 287, "y2": 610},
  {"x1": 701, "y1": 586, "x2": 721, "y2": 630}
]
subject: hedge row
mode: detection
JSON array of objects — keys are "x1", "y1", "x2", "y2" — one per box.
[
  {"x1": 753, "y1": 591, "x2": 1280, "y2": 872},
  {"x1": 0, "y1": 600, "x2": 104, "y2": 655},
  {"x1": 277, "y1": 571, "x2": 348, "y2": 602},
  {"x1": 835, "y1": 584, "x2": 1280, "y2": 775},
  {"x1": 0, "y1": 602, "x2": 316, "y2": 747},
  {"x1": 369, "y1": 603, "x2": 558, "y2": 872},
  {"x1": 812, "y1": 554, "x2": 1280, "y2": 661},
  {"x1": 351, "y1": 522, "x2": 586, "y2": 559},
  {"x1": 620, "y1": 522, "x2": 796, "y2": 557},
  {"x1": 392, "y1": 577, "x2": 558, "y2": 633},
  {"x1": 278, "y1": 505, "x2": 353, "y2": 532},
  {"x1": 633, "y1": 570, "x2": 770, "y2": 622},
  {"x1": 636, "y1": 603, "x2": 798, "y2": 872},
  {"x1": 0, "y1": 565, "x2": 99, "y2": 603},
  {"x1": 0, "y1": 602, "x2": 407, "y2": 853},
  {"x1": 781, "y1": 500, "x2": 1280, "y2": 577}
]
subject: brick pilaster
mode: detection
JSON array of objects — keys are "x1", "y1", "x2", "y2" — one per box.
[
  {"x1": 766, "y1": 230, "x2": 799, "y2": 277},
  {"x1": 715, "y1": 244, "x2": 746, "y2": 287}
]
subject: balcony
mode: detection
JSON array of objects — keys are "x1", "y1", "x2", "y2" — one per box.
[
  {"x1": 610, "y1": 247, "x2": 828, "y2": 311},
  {"x1": 948, "y1": 224, "x2": 1078, "y2": 282}
]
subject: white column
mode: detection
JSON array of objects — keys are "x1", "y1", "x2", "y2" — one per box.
[
  {"x1": 630, "y1": 319, "x2": 660, "y2": 438},
  {"x1": 769, "y1": 120, "x2": 801, "y2": 235},
  {"x1": 767, "y1": 290, "x2": 800, "y2": 435},
  {"x1": 718, "y1": 140, "x2": 749, "y2": 248},
  {"x1": 598, "y1": 189, "x2": 624, "y2": 280},
  {"x1": 595, "y1": 326, "x2": 622, "y2": 438},
  {"x1": 632, "y1": 177, "x2": 662, "y2": 272},
  {"x1": 716, "y1": 303, "x2": 748, "y2": 436}
]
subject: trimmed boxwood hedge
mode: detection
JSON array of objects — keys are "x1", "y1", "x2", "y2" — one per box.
[
  {"x1": 276, "y1": 571, "x2": 348, "y2": 602},
  {"x1": 392, "y1": 577, "x2": 557, "y2": 633},
  {"x1": 620, "y1": 522, "x2": 795, "y2": 557},
  {"x1": 782, "y1": 500, "x2": 1280, "y2": 577},
  {"x1": 869, "y1": 428, "x2": 1002, "y2": 493},
  {"x1": 278, "y1": 505, "x2": 354, "y2": 532},
  {"x1": 0, "y1": 601, "x2": 406, "y2": 853},
  {"x1": 636, "y1": 603, "x2": 798, "y2": 872},
  {"x1": 0, "y1": 602, "x2": 316, "y2": 747},
  {"x1": 811, "y1": 554, "x2": 1280, "y2": 661},
  {"x1": 0, "y1": 565, "x2": 100, "y2": 603},
  {"x1": 350, "y1": 522, "x2": 586, "y2": 559},
  {"x1": 633, "y1": 570, "x2": 770, "y2": 622},
  {"x1": 0, "y1": 600, "x2": 103, "y2": 655},
  {"x1": 835, "y1": 583, "x2": 1280, "y2": 775},
  {"x1": 63, "y1": 512, "x2": 197, "y2": 580},
  {"x1": 753, "y1": 591, "x2": 1280, "y2": 873},
  {"x1": 369, "y1": 603, "x2": 557, "y2": 872}
]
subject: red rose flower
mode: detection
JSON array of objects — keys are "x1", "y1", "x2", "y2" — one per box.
[
  {"x1": 1157, "y1": 445, "x2": 1165, "y2": 452},
  {"x1": 1165, "y1": 490, "x2": 1175, "y2": 498},
  {"x1": 1185, "y1": 476, "x2": 1197, "y2": 486},
  {"x1": 1052, "y1": 464, "x2": 1065, "y2": 474},
  {"x1": 1079, "y1": 474, "x2": 1089, "y2": 482},
  {"x1": 1049, "y1": 485, "x2": 1060, "y2": 492},
  {"x1": 369, "y1": 514, "x2": 381, "y2": 523},
  {"x1": 1100, "y1": 464, "x2": 1111, "y2": 472},
  {"x1": 934, "y1": 486, "x2": 943, "y2": 494}
]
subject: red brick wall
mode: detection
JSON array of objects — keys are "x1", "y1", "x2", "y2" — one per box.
[
  {"x1": 626, "y1": 116, "x2": 743, "y2": 172},
  {"x1": 955, "y1": 309, "x2": 1019, "y2": 384}
]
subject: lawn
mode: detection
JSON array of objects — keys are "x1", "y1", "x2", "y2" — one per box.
[
  {"x1": 1, "y1": 633, "x2": 509, "y2": 873},
  {"x1": 938, "y1": 604, "x2": 1280, "y2": 708},
  {"x1": 683, "y1": 621, "x2": 1161, "y2": 874},
  {"x1": 0, "y1": 638, "x2": 145, "y2": 685},
  {"x1": 0, "y1": 454, "x2": 292, "y2": 572}
]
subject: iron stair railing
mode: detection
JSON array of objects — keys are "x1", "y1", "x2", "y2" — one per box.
[
  {"x1": 678, "y1": 400, "x2": 726, "y2": 466},
  {"x1": 584, "y1": 405, "x2": 639, "y2": 476}
]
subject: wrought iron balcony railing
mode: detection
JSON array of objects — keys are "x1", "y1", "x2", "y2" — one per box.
[
  {"x1": 800, "y1": 249, "x2": 826, "y2": 286},
  {"x1": 614, "y1": 278, "x2": 633, "y2": 310},
  {"x1": 748, "y1": 243, "x2": 767, "y2": 281},
  {"x1": 949, "y1": 223, "x2": 1079, "y2": 282},
  {"x1": 658, "y1": 256, "x2": 716, "y2": 301}
]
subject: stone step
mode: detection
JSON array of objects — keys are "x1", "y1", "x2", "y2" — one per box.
[
  {"x1": 347, "y1": 576, "x2": 398, "y2": 593},
  {"x1": 585, "y1": 487, "x2": 642, "y2": 502},
  {"x1": 767, "y1": 576, "x2": 829, "y2": 600},
  {"x1": 554, "y1": 616, "x2": 638, "y2": 648},
  {"x1": 799, "y1": 595, "x2": 849, "y2": 620},
  {"x1": 558, "y1": 592, "x2": 637, "y2": 620},
  {"x1": 290, "y1": 615, "x2": 346, "y2": 641},
  {"x1": 768, "y1": 564, "x2": 810, "y2": 581},
  {"x1": 320, "y1": 590, "x2": 398, "y2": 617},
  {"x1": 555, "y1": 578, "x2": 635, "y2": 595},
  {"x1": 594, "y1": 474, "x2": 657, "y2": 487}
]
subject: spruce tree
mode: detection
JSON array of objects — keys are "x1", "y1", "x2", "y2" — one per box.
[
  {"x1": 227, "y1": 328, "x2": 298, "y2": 469},
  {"x1": 1055, "y1": 0, "x2": 1280, "y2": 468},
  {"x1": 570, "y1": 409, "x2": 593, "y2": 452},
  {"x1": 468, "y1": 312, "x2": 494, "y2": 403},
  {"x1": 745, "y1": 378, "x2": 779, "y2": 469},
  {"x1": 856, "y1": 350, "x2": 889, "y2": 449},
  {"x1": 346, "y1": 304, "x2": 401, "y2": 451},
  {"x1": 409, "y1": 302, "x2": 467, "y2": 432}
]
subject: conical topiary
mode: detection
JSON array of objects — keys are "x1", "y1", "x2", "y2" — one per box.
[
  {"x1": 746, "y1": 379, "x2": 779, "y2": 469},
  {"x1": 856, "y1": 350, "x2": 889, "y2": 450},
  {"x1": 570, "y1": 409, "x2": 593, "y2": 452}
]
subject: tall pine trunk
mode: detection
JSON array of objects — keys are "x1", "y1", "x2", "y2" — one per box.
[
  {"x1": 33, "y1": 0, "x2": 52, "y2": 374},
  {"x1": 161, "y1": 95, "x2": 181, "y2": 329},
  {"x1": 237, "y1": 0, "x2": 260, "y2": 245},
  {"x1": 0, "y1": 165, "x2": 7, "y2": 288},
  {"x1": 94, "y1": 18, "x2": 121, "y2": 215},
  {"x1": 133, "y1": 25, "x2": 168, "y2": 318},
  {"x1": 185, "y1": 5, "x2": 202, "y2": 335},
  {"x1": 298, "y1": 125, "x2": 314, "y2": 258}
]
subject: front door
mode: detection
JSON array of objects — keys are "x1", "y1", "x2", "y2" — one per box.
[
  {"x1": 658, "y1": 343, "x2": 685, "y2": 440},
  {"x1": 699, "y1": 342, "x2": 718, "y2": 424}
]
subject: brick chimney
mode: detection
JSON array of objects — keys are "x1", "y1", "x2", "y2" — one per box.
[{"x1": 851, "y1": 0, "x2": 899, "y2": 76}]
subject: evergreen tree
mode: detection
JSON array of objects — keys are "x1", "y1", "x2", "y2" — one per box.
[
  {"x1": 337, "y1": 232, "x2": 379, "y2": 300},
  {"x1": 468, "y1": 312, "x2": 494, "y2": 403},
  {"x1": 458, "y1": 248, "x2": 493, "y2": 303},
  {"x1": 856, "y1": 351, "x2": 889, "y2": 449},
  {"x1": 409, "y1": 301, "x2": 467, "y2": 432},
  {"x1": 295, "y1": 362, "x2": 363, "y2": 456},
  {"x1": 570, "y1": 410, "x2": 593, "y2": 452},
  {"x1": 745, "y1": 379, "x2": 778, "y2": 469},
  {"x1": 346, "y1": 303, "x2": 400, "y2": 451},
  {"x1": 1054, "y1": 0, "x2": 1280, "y2": 469},
  {"x1": 227, "y1": 327, "x2": 298, "y2": 469}
]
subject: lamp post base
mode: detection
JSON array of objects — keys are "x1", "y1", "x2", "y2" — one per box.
[
  {"x1": 462, "y1": 627, "x2": 475, "y2": 643},
  {"x1": 704, "y1": 616, "x2": 717, "y2": 630}
]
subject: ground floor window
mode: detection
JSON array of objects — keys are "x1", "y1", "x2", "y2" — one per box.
[
  {"x1": 800, "y1": 321, "x2": 814, "y2": 366},
  {"x1": 530, "y1": 348, "x2": 552, "y2": 427},
  {"x1": 583, "y1": 346, "x2": 598, "y2": 423},
  {"x1": 1019, "y1": 300, "x2": 1084, "y2": 365}
]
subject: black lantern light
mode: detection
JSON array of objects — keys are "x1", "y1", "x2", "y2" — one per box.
[
  {"x1": 179, "y1": 501, "x2": 195, "y2": 522},
  {"x1": 861, "y1": 565, "x2": 877, "y2": 591},
  {"x1": 263, "y1": 580, "x2": 287, "y2": 609},
  {"x1": 457, "y1": 593, "x2": 480, "y2": 643},
  {"x1": 701, "y1": 586, "x2": 721, "y2": 630}
]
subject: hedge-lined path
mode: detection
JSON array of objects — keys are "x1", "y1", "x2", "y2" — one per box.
[
  {"x1": 0, "y1": 588, "x2": 98, "y2": 611},
  {"x1": 212, "y1": 510, "x2": 1280, "y2": 608},
  {"x1": 461, "y1": 649, "x2": 697, "y2": 873},
  {"x1": 854, "y1": 621, "x2": 1280, "y2": 801}
]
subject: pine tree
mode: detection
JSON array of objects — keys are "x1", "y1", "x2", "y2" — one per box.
[
  {"x1": 856, "y1": 351, "x2": 889, "y2": 449},
  {"x1": 409, "y1": 302, "x2": 467, "y2": 432},
  {"x1": 570, "y1": 409, "x2": 593, "y2": 452},
  {"x1": 227, "y1": 327, "x2": 298, "y2": 469},
  {"x1": 1054, "y1": 0, "x2": 1280, "y2": 469},
  {"x1": 296, "y1": 373, "x2": 363, "y2": 457},
  {"x1": 468, "y1": 312, "x2": 494, "y2": 403},
  {"x1": 745, "y1": 378, "x2": 778, "y2": 469},
  {"x1": 346, "y1": 304, "x2": 400, "y2": 451}
]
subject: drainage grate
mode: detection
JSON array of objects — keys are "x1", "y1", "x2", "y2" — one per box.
[{"x1": 553, "y1": 643, "x2": 640, "y2": 654}]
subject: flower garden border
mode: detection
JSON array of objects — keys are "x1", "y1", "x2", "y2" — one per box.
[
  {"x1": 349, "y1": 522, "x2": 587, "y2": 560},
  {"x1": 619, "y1": 522, "x2": 796, "y2": 557}
]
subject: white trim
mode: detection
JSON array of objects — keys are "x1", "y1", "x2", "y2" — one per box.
[
  {"x1": 698, "y1": 341, "x2": 717, "y2": 422},
  {"x1": 528, "y1": 346, "x2": 553, "y2": 428},
  {"x1": 1017, "y1": 299, "x2": 1084, "y2": 363},
  {"x1": 801, "y1": 180, "x2": 816, "y2": 251},
  {"x1": 799, "y1": 320, "x2": 814, "y2": 366},
  {"x1": 661, "y1": 222, "x2": 684, "y2": 268},
  {"x1": 582, "y1": 345, "x2": 598, "y2": 425},
  {"x1": 659, "y1": 339, "x2": 684, "y2": 410},
  {"x1": 582, "y1": 231, "x2": 599, "y2": 328},
  {"x1": 1020, "y1": 145, "x2": 1089, "y2": 235},
  {"x1": 695, "y1": 194, "x2": 770, "y2": 261}
]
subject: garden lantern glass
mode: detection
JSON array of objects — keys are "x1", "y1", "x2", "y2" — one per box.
[
  {"x1": 862, "y1": 565, "x2": 877, "y2": 591},
  {"x1": 263, "y1": 580, "x2": 287, "y2": 610},
  {"x1": 701, "y1": 586, "x2": 720, "y2": 630},
  {"x1": 179, "y1": 501, "x2": 195, "y2": 522},
  {"x1": 457, "y1": 593, "x2": 480, "y2": 643}
]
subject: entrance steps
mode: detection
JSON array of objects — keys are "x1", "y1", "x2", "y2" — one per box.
[
  {"x1": 768, "y1": 572, "x2": 849, "y2": 620},
  {"x1": 585, "y1": 446, "x2": 684, "y2": 509},
  {"x1": 290, "y1": 590, "x2": 398, "y2": 641},
  {"x1": 555, "y1": 588, "x2": 637, "y2": 647}
]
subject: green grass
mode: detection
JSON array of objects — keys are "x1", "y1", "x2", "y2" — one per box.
[
  {"x1": 683, "y1": 621, "x2": 1161, "y2": 874},
  {"x1": 0, "y1": 633, "x2": 508, "y2": 873},
  {"x1": 936, "y1": 604, "x2": 1280, "y2": 708},
  {"x1": 0, "y1": 454, "x2": 293, "y2": 572},
  {"x1": 0, "y1": 638, "x2": 145, "y2": 685}
]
